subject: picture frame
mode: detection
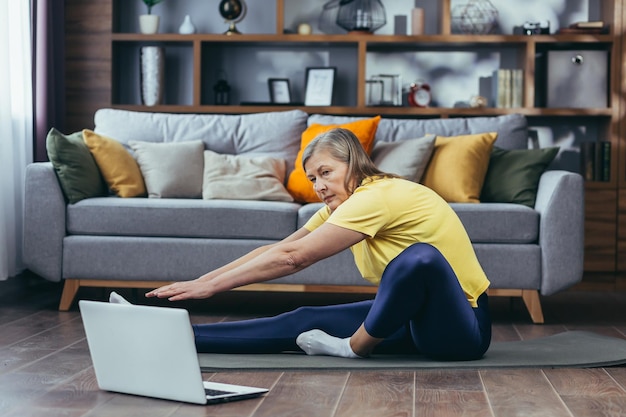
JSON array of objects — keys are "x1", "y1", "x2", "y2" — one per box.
[
  {"x1": 304, "y1": 67, "x2": 336, "y2": 106},
  {"x1": 268, "y1": 78, "x2": 292, "y2": 104}
]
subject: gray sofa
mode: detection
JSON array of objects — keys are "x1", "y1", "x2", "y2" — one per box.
[{"x1": 23, "y1": 109, "x2": 584, "y2": 323}]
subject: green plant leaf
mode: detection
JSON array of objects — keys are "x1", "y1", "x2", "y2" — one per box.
[{"x1": 142, "y1": 0, "x2": 165, "y2": 14}]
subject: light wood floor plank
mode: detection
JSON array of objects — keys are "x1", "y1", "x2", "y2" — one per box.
[
  {"x1": 543, "y1": 368, "x2": 626, "y2": 397},
  {"x1": 82, "y1": 392, "x2": 181, "y2": 417},
  {"x1": 0, "y1": 310, "x2": 79, "y2": 347},
  {"x1": 415, "y1": 390, "x2": 492, "y2": 417},
  {"x1": 19, "y1": 366, "x2": 112, "y2": 412},
  {"x1": 513, "y1": 323, "x2": 568, "y2": 340},
  {"x1": 415, "y1": 369, "x2": 483, "y2": 392},
  {"x1": 480, "y1": 369, "x2": 572, "y2": 416},
  {"x1": 606, "y1": 367, "x2": 626, "y2": 391},
  {"x1": 251, "y1": 372, "x2": 350, "y2": 417},
  {"x1": 334, "y1": 371, "x2": 415, "y2": 417},
  {"x1": 559, "y1": 395, "x2": 626, "y2": 417}
]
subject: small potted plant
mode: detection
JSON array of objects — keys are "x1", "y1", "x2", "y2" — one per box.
[{"x1": 139, "y1": 0, "x2": 165, "y2": 34}]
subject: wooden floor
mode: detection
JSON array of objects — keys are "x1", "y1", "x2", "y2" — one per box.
[{"x1": 2, "y1": 275, "x2": 626, "y2": 417}]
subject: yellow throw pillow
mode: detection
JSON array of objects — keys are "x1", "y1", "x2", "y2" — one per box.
[
  {"x1": 421, "y1": 132, "x2": 497, "y2": 203},
  {"x1": 82, "y1": 129, "x2": 147, "y2": 198},
  {"x1": 286, "y1": 116, "x2": 381, "y2": 203}
]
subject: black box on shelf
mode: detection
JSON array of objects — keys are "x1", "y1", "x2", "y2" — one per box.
[{"x1": 546, "y1": 50, "x2": 608, "y2": 108}]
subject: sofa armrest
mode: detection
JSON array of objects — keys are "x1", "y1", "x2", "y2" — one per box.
[
  {"x1": 23, "y1": 162, "x2": 66, "y2": 282},
  {"x1": 534, "y1": 170, "x2": 584, "y2": 295}
]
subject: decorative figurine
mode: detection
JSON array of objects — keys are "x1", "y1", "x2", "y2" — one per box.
[
  {"x1": 178, "y1": 15, "x2": 196, "y2": 34},
  {"x1": 219, "y1": 0, "x2": 247, "y2": 35}
]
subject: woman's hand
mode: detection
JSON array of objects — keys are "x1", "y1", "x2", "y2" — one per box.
[{"x1": 145, "y1": 279, "x2": 215, "y2": 301}]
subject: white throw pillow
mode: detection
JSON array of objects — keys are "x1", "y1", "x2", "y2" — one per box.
[
  {"x1": 370, "y1": 134, "x2": 436, "y2": 182},
  {"x1": 129, "y1": 140, "x2": 204, "y2": 198},
  {"x1": 202, "y1": 150, "x2": 294, "y2": 202}
]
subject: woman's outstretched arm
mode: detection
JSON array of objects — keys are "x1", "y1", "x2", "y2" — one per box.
[{"x1": 146, "y1": 223, "x2": 365, "y2": 301}]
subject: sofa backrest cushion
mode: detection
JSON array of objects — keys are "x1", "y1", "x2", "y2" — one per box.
[
  {"x1": 94, "y1": 109, "x2": 308, "y2": 173},
  {"x1": 308, "y1": 113, "x2": 528, "y2": 150}
]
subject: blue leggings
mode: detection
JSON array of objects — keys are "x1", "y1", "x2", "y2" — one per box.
[{"x1": 193, "y1": 243, "x2": 491, "y2": 360}]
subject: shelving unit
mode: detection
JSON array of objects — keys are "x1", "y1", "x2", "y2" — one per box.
[
  {"x1": 109, "y1": 32, "x2": 617, "y2": 114},
  {"x1": 103, "y1": 0, "x2": 626, "y2": 282}
]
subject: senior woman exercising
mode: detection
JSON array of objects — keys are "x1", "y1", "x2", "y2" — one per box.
[{"x1": 146, "y1": 127, "x2": 491, "y2": 360}]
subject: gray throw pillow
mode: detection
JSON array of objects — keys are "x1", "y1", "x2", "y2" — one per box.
[
  {"x1": 129, "y1": 140, "x2": 204, "y2": 198},
  {"x1": 202, "y1": 151, "x2": 294, "y2": 202},
  {"x1": 370, "y1": 134, "x2": 436, "y2": 182}
]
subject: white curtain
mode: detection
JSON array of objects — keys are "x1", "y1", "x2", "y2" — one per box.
[{"x1": 0, "y1": 1, "x2": 33, "y2": 280}]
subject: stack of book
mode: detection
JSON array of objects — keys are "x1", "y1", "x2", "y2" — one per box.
[
  {"x1": 491, "y1": 69, "x2": 524, "y2": 108},
  {"x1": 580, "y1": 141, "x2": 611, "y2": 181},
  {"x1": 557, "y1": 21, "x2": 609, "y2": 34}
]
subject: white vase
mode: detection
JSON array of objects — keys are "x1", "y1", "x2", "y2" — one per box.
[
  {"x1": 139, "y1": 14, "x2": 160, "y2": 34},
  {"x1": 140, "y1": 46, "x2": 164, "y2": 106},
  {"x1": 178, "y1": 15, "x2": 196, "y2": 34}
]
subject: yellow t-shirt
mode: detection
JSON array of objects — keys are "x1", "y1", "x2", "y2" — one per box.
[{"x1": 303, "y1": 177, "x2": 489, "y2": 307}]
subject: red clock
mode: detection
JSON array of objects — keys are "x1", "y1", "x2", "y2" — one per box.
[{"x1": 408, "y1": 82, "x2": 431, "y2": 107}]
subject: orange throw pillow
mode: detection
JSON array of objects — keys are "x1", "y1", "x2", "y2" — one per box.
[{"x1": 286, "y1": 116, "x2": 381, "y2": 203}]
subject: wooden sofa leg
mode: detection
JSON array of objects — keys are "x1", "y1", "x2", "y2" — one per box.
[
  {"x1": 57, "y1": 279, "x2": 175, "y2": 311},
  {"x1": 487, "y1": 289, "x2": 545, "y2": 324},
  {"x1": 59, "y1": 279, "x2": 80, "y2": 311},
  {"x1": 521, "y1": 289, "x2": 544, "y2": 324}
]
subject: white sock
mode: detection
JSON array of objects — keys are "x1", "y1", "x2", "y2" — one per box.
[
  {"x1": 296, "y1": 329, "x2": 362, "y2": 359},
  {"x1": 109, "y1": 291, "x2": 132, "y2": 305}
]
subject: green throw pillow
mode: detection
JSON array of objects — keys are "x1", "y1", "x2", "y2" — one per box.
[
  {"x1": 46, "y1": 128, "x2": 108, "y2": 204},
  {"x1": 480, "y1": 146, "x2": 559, "y2": 207}
]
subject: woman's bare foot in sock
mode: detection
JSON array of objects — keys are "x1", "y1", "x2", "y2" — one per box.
[{"x1": 296, "y1": 329, "x2": 362, "y2": 358}]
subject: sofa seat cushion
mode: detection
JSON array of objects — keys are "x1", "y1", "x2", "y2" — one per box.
[
  {"x1": 299, "y1": 202, "x2": 538, "y2": 244},
  {"x1": 62, "y1": 235, "x2": 366, "y2": 285},
  {"x1": 67, "y1": 197, "x2": 301, "y2": 240},
  {"x1": 62, "y1": 236, "x2": 280, "y2": 281}
]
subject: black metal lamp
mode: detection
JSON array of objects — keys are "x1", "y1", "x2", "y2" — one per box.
[
  {"x1": 213, "y1": 77, "x2": 231, "y2": 105},
  {"x1": 335, "y1": 0, "x2": 386, "y2": 34}
]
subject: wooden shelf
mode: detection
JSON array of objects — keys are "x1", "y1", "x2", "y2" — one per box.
[
  {"x1": 111, "y1": 33, "x2": 616, "y2": 44},
  {"x1": 112, "y1": 104, "x2": 615, "y2": 117}
]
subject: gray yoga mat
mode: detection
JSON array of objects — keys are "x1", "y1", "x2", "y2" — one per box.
[{"x1": 199, "y1": 331, "x2": 626, "y2": 370}]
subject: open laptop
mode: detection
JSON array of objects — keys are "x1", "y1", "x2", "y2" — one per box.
[{"x1": 78, "y1": 298, "x2": 268, "y2": 405}]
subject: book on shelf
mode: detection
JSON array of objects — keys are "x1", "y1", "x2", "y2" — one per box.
[
  {"x1": 599, "y1": 141, "x2": 611, "y2": 182},
  {"x1": 570, "y1": 20, "x2": 605, "y2": 28},
  {"x1": 491, "y1": 69, "x2": 523, "y2": 108},
  {"x1": 510, "y1": 69, "x2": 523, "y2": 108},
  {"x1": 557, "y1": 21, "x2": 609, "y2": 34},
  {"x1": 580, "y1": 141, "x2": 611, "y2": 181}
]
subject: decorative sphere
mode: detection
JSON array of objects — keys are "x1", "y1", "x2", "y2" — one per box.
[
  {"x1": 297, "y1": 23, "x2": 312, "y2": 35},
  {"x1": 219, "y1": 0, "x2": 243, "y2": 21}
]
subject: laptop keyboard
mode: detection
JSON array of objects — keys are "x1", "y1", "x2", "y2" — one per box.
[{"x1": 205, "y1": 388, "x2": 235, "y2": 397}]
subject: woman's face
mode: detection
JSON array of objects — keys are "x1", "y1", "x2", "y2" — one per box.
[{"x1": 304, "y1": 149, "x2": 352, "y2": 211}]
